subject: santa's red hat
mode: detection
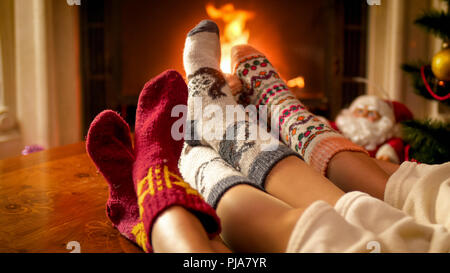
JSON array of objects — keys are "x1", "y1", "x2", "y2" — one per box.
[{"x1": 384, "y1": 100, "x2": 413, "y2": 123}]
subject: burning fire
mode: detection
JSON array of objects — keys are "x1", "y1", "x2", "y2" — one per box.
[
  {"x1": 287, "y1": 76, "x2": 305, "y2": 89},
  {"x1": 206, "y1": 3, "x2": 305, "y2": 91},
  {"x1": 206, "y1": 3, "x2": 254, "y2": 73}
]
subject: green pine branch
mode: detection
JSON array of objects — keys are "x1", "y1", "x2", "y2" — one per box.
[
  {"x1": 402, "y1": 119, "x2": 450, "y2": 164},
  {"x1": 401, "y1": 62, "x2": 450, "y2": 106},
  {"x1": 414, "y1": 10, "x2": 450, "y2": 40}
]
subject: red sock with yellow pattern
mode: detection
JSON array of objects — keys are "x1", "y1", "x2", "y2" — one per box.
[{"x1": 132, "y1": 69, "x2": 221, "y2": 252}]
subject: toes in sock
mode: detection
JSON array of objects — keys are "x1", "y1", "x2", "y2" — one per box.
[
  {"x1": 86, "y1": 110, "x2": 146, "y2": 249},
  {"x1": 183, "y1": 20, "x2": 298, "y2": 189}
]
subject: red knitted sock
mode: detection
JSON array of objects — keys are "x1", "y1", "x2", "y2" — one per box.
[
  {"x1": 86, "y1": 110, "x2": 150, "y2": 251},
  {"x1": 133, "y1": 69, "x2": 221, "y2": 252}
]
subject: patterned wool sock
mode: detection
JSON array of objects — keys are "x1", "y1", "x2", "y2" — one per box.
[
  {"x1": 183, "y1": 20, "x2": 298, "y2": 188},
  {"x1": 179, "y1": 143, "x2": 259, "y2": 209},
  {"x1": 231, "y1": 45, "x2": 368, "y2": 175},
  {"x1": 86, "y1": 110, "x2": 150, "y2": 251},
  {"x1": 133, "y1": 69, "x2": 221, "y2": 252}
]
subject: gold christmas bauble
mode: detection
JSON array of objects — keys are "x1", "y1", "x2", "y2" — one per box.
[{"x1": 431, "y1": 48, "x2": 450, "y2": 81}]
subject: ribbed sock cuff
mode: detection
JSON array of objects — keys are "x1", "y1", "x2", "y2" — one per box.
[
  {"x1": 248, "y1": 144, "x2": 302, "y2": 188},
  {"x1": 208, "y1": 175, "x2": 262, "y2": 209},
  {"x1": 309, "y1": 136, "x2": 369, "y2": 176}
]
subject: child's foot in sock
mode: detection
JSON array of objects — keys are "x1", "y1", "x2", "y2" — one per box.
[
  {"x1": 183, "y1": 20, "x2": 298, "y2": 188},
  {"x1": 179, "y1": 143, "x2": 259, "y2": 209},
  {"x1": 86, "y1": 110, "x2": 150, "y2": 252},
  {"x1": 231, "y1": 45, "x2": 368, "y2": 175},
  {"x1": 133, "y1": 69, "x2": 221, "y2": 252}
]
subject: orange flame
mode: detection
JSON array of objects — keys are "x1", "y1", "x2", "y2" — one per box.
[
  {"x1": 287, "y1": 76, "x2": 305, "y2": 89},
  {"x1": 206, "y1": 3, "x2": 254, "y2": 73}
]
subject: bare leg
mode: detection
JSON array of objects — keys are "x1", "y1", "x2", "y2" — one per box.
[
  {"x1": 217, "y1": 184, "x2": 306, "y2": 252},
  {"x1": 265, "y1": 156, "x2": 345, "y2": 209},
  {"x1": 217, "y1": 155, "x2": 345, "y2": 252},
  {"x1": 152, "y1": 181, "x2": 311, "y2": 253},
  {"x1": 326, "y1": 151, "x2": 390, "y2": 200},
  {"x1": 152, "y1": 206, "x2": 231, "y2": 253},
  {"x1": 210, "y1": 236, "x2": 233, "y2": 253},
  {"x1": 372, "y1": 158, "x2": 400, "y2": 177}
]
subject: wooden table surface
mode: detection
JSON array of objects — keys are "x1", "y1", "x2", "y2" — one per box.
[{"x1": 0, "y1": 142, "x2": 142, "y2": 253}]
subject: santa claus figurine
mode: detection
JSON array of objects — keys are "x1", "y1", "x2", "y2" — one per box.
[{"x1": 334, "y1": 95, "x2": 413, "y2": 164}]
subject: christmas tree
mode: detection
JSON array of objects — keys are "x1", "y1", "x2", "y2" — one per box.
[{"x1": 401, "y1": 0, "x2": 450, "y2": 164}]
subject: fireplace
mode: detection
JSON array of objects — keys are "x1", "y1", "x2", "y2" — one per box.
[{"x1": 80, "y1": 0, "x2": 368, "y2": 134}]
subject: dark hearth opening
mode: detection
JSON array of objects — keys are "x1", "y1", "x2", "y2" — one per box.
[{"x1": 80, "y1": 0, "x2": 368, "y2": 135}]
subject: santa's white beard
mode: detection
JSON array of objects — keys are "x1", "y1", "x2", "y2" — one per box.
[{"x1": 336, "y1": 109, "x2": 395, "y2": 151}]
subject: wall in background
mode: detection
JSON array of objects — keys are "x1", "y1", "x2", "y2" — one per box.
[
  {"x1": 367, "y1": 0, "x2": 449, "y2": 121},
  {"x1": 0, "y1": 0, "x2": 22, "y2": 159},
  {"x1": 0, "y1": 0, "x2": 82, "y2": 159}
]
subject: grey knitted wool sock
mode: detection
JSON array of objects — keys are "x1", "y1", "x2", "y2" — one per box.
[
  {"x1": 178, "y1": 143, "x2": 259, "y2": 208},
  {"x1": 183, "y1": 20, "x2": 298, "y2": 188}
]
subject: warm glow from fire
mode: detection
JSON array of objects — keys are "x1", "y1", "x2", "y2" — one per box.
[
  {"x1": 206, "y1": 3, "x2": 254, "y2": 73},
  {"x1": 287, "y1": 76, "x2": 305, "y2": 89},
  {"x1": 206, "y1": 3, "x2": 305, "y2": 90}
]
